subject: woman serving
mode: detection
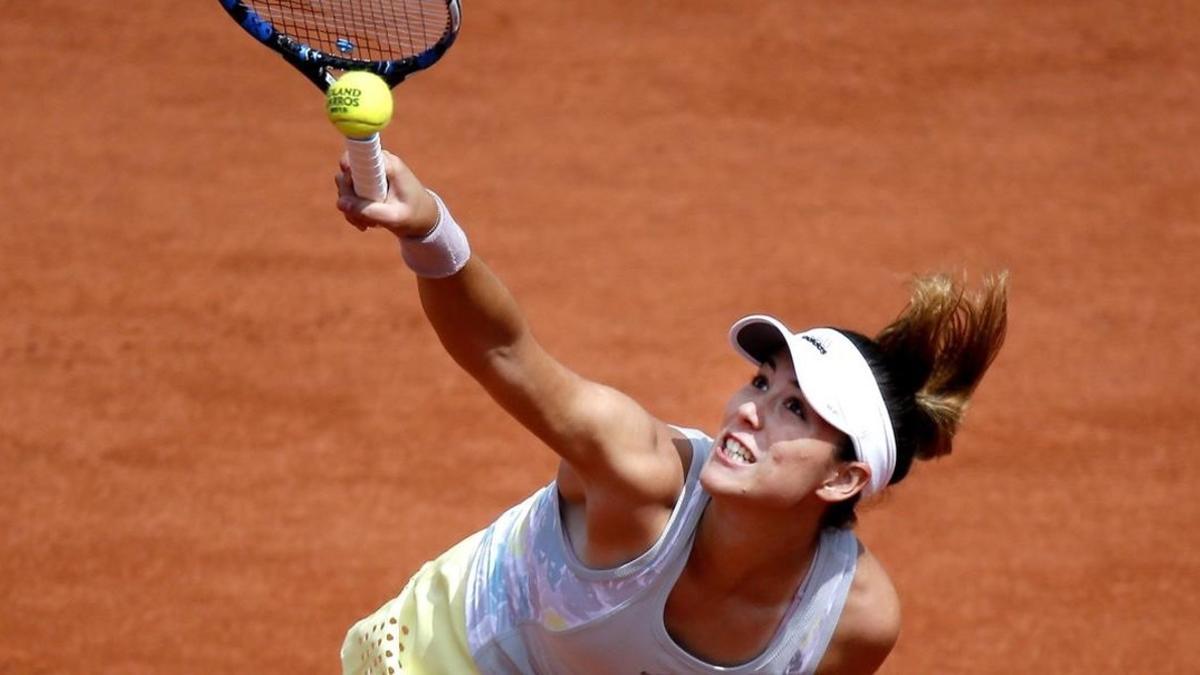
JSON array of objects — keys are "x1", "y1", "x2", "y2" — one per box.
[{"x1": 335, "y1": 152, "x2": 1007, "y2": 675}]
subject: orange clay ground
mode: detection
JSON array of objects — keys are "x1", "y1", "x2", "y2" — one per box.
[{"x1": 2, "y1": 2, "x2": 1197, "y2": 673}]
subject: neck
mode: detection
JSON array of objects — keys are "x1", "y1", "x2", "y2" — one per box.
[{"x1": 686, "y1": 496, "x2": 825, "y2": 603}]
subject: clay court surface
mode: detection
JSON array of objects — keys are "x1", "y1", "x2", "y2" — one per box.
[{"x1": 2, "y1": 1, "x2": 1197, "y2": 672}]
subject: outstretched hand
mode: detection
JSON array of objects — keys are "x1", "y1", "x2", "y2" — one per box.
[{"x1": 335, "y1": 151, "x2": 440, "y2": 238}]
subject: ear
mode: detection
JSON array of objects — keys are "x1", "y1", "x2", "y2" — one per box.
[{"x1": 816, "y1": 461, "x2": 871, "y2": 503}]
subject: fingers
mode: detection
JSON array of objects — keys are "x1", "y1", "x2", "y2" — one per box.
[
  {"x1": 334, "y1": 172, "x2": 370, "y2": 231},
  {"x1": 334, "y1": 173, "x2": 362, "y2": 212},
  {"x1": 333, "y1": 150, "x2": 430, "y2": 236},
  {"x1": 333, "y1": 174, "x2": 414, "y2": 233}
]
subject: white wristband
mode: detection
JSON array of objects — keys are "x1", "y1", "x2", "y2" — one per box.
[{"x1": 400, "y1": 191, "x2": 471, "y2": 278}]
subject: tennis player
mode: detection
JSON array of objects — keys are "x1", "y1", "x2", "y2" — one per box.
[{"x1": 334, "y1": 152, "x2": 1008, "y2": 675}]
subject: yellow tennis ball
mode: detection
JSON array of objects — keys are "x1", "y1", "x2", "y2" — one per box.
[{"x1": 325, "y1": 71, "x2": 394, "y2": 138}]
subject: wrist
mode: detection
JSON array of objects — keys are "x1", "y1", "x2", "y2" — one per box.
[
  {"x1": 410, "y1": 190, "x2": 441, "y2": 238},
  {"x1": 399, "y1": 190, "x2": 472, "y2": 278}
]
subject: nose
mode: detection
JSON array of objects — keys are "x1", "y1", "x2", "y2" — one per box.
[{"x1": 735, "y1": 400, "x2": 761, "y2": 429}]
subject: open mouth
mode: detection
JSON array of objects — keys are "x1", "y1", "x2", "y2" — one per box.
[{"x1": 719, "y1": 435, "x2": 756, "y2": 465}]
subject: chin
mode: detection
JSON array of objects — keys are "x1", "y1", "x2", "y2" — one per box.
[{"x1": 699, "y1": 458, "x2": 750, "y2": 498}]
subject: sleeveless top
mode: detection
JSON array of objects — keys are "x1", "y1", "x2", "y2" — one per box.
[{"x1": 465, "y1": 426, "x2": 860, "y2": 674}]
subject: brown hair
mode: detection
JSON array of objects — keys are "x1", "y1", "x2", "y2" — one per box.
[{"x1": 822, "y1": 272, "x2": 1009, "y2": 529}]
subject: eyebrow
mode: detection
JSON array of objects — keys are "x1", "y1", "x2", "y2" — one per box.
[{"x1": 762, "y1": 357, "x2": 803, "y2": 389}]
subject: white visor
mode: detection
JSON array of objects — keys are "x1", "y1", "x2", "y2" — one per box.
[{"x1": 729, "y1": 315, "x2": 897, "y2": 497}]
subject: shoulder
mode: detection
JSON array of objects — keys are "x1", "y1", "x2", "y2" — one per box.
[
  {"x1": 558, "y1": 424, "x2": 698, "y2": 503},
  {"x1": 816, "y1": 540, "x2": 901, "y2": 675},
  {"x1": 554, "y1": 425, "x2": 698, "y2": 567}
]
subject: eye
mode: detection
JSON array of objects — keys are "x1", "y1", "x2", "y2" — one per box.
[
  {"x1": 750, "y1": 374, "x2": 768, "y2": 391},
  {"x1": 784, "y1": 397, "x2": 807, "y2": 419}
]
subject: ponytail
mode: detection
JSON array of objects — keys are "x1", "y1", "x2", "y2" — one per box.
[
  {"x1": 821, "y1": 272, "x2": 1008, "y2": 528},
  {"x1": 876, "y1": 272, "x2": 1008, "y2": 469}
]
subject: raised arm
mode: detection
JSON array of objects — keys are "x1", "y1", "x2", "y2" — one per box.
[{"x1": 334, "y1": 152, "x2": 685, "y2": 559}]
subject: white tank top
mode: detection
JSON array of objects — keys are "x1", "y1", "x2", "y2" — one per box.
[{"x1": 465, "y1": 426, "x2": 859, "y2": 674}]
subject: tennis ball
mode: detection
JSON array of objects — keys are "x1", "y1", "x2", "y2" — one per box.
[{"x1": 326, "y1": 71, "x2": 393, "y2": 138}]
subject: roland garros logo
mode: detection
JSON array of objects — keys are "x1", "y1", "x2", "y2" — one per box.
[{"x1": 327, "y1": 88, "x2": 363, "y2": 114}]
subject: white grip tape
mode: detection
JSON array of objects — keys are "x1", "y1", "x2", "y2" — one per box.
[
  {"x1": 345, "y1": 134, "x2": 388, "y2": 202},
  {"x1": 400, "y1": 191, "x2": 471, "y2": 278}
]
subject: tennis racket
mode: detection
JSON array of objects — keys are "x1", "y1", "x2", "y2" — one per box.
[{"x1": 218, "y1": 0, "x2": 461, "y2": 201}]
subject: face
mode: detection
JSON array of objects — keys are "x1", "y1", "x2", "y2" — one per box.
[{"x1": 701, "y1": 347, "x2": 858, "y2": 509}]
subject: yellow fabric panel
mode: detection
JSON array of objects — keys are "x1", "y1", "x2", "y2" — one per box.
[{"x1": 341, "y1": 531, "x2": 482, "y2": 675}]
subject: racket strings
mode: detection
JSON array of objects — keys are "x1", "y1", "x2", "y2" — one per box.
[{"x1": 247, "y1": 0, "x2": 451, "y2": 61}]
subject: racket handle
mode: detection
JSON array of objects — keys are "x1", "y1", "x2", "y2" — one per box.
[{"x1": 345, "y1": 135, "x2": 389, "y2": 202}]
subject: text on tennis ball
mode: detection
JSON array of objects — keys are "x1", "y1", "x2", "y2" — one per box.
[
  {"x1": 325, "y1": 72, "x2": 393, "y2": 138},
  {"x1": 327, "y1": 89, "x2": 362, "y2": 113}
]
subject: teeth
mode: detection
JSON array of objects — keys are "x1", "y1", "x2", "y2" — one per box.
[{"x1": 722, "y1": 437, "x2": 754, "y2": 464}]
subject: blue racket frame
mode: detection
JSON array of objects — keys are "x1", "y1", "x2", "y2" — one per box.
[{"x1": 218, "y1": 0, "x2": 462, "y2": 91}]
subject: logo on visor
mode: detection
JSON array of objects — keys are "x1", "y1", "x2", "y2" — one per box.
[{"x1": 801, "y1": 335, "x2": 827, "y2": 355}]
